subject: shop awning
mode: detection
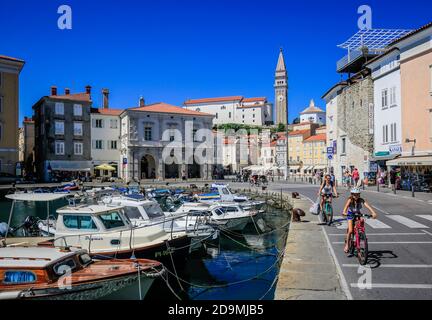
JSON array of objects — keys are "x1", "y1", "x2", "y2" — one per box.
[
  {"x1": 314, "y1": 165, "x2": 327, "y2": 170},
  {"x1": 288, "y1": 166, "x2": 300, "y2": 171},
  {"x1": 386, "y1": 156, "x2": 432, "y2": 167},
  {"x1": 48, "y1": 161, "x2": 91, "y2": 172}
]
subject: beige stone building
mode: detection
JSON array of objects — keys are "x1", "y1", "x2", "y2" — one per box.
[
  {"x1": 0, "y1": 55, "x2": 25, "y2": 174},
  {"x1": 303, "y1": 133, "x2": 327, "y2": 174},
  {"x1": 386, "y1": 22, "x2": 432, "y2": 172},
  {"x1": 22, "y1": 117, "x2": 35, "y2": 176}
]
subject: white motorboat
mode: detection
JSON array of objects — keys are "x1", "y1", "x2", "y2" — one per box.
[
  {"x1": 173, "y1": 202, "x2": 259, "y2": 232},
  {"x1": 104, "y1": 194, "x2": 218, "y2": 251},
  {"x1": 2, "y1": 194, "x2": 191, "y2": 267},
  {"x1": 194, "y1": 184, "x2": 265, "y2": 208}
]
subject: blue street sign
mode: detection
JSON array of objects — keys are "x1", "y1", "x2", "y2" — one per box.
[
  {"x1": 123, "y1": 158, "x2": 128, "y2": 165},
  {"x1": 327, "y1": 154, "x2": 333, "y2": 160},
  {"x1": 327, "y1": 147, "x2": 334, "y2": 155}
]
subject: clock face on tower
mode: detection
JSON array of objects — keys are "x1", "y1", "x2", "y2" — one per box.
[{"x1": 278, "y1": 95, "x2": 285, "y2": 102}]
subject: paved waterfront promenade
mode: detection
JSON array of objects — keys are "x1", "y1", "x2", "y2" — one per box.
[{"x1": 274, "y1": 196, "x2": 348, "y2": 300}]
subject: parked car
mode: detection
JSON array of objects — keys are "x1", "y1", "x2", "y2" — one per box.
[{"x1": 0, "y1": 172, "x2": 20, "y2": 185}]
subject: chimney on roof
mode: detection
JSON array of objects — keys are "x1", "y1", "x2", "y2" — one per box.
[
  {"x1": 102, "y1": 89, "x2": 109, "y2": 109},
  {"x1": 139, "y1": 96, "x2": 145, "y2": 107},
  {"x1": 65, "y1": 88, "x2": 70, "y2": 95},
  {"x1": 85, "y1": 85, "x2": 92, "y2": 95},
  {"x1": 51, "y1": 86, "x2": 57, "y2": 96}
]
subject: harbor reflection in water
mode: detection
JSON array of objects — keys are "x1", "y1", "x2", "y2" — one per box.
[
  {"x1": 146, "y1": 205, "x2": 290, "y2": 301},
  {"x1": 0, "y1": 194, "x2": 290, "y2": 301}
]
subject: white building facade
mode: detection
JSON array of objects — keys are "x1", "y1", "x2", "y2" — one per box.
[
  {"x1": 119, "y1": 102, "x2": 214, "y2": 182},
  {"x1": 90, "y1": 108, "x2": 122, "y2": 177},
  {"x1": 184, "y1": 96, "x2": 273, "y2": 126},
  {"x1": 366, "y1": 49, "x2": 403, "y2": 166}
]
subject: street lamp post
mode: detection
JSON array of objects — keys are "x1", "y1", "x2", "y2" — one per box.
[{"x1": 405, "y1": 138, "x2": 416, "y2": 156}]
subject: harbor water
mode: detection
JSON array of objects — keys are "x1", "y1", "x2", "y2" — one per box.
[{"x1": 0, "y1": 192, "x2": 290, "y2": 300}]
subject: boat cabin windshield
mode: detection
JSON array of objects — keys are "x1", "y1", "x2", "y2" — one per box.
[
  {"x1": 142, "y1": 203, "x2": 165, "y2": 220},
  {"x1": 221, "y1": 188, "x2": 230, "y2": 195},
  {"x1": 97, "y1": 211, "x2": 126, "y2": 229},
  {"x1": 214, "y1": 208, "x2": 225, "y2": 216},
  {"x1": 53, "y1": 258, "x2": 77, "y2": 276},
  {"x1": 123, "y1": 206, "x2": 143, "y2": 220}
]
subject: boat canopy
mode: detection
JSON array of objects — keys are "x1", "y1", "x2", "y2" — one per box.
[{"x1": 5, "y1": 193, "x2": 68, "y2": 202}]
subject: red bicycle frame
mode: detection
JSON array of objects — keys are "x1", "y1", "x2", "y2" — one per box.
[{"x1": 353, "y1": 215, "x2": 366, "y2": 249}]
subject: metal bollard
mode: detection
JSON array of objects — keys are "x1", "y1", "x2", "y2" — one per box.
[
  {"x1": 412, "y1": 185, "x2": 415, "y2": 198},
  {"x1": 377, "y1": 183, "x2": 380, "y2": 192}
]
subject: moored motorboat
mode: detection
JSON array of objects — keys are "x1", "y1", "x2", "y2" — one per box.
[
  {"x1": 2, "y1": 193, "x2": 192, "y2": 269},
  {"x1": 0, "y1": 246, "x2": 163, "y2": 300},
  {"x1": 173, "y1": 202, "x2": 259, "y2": 232},
  {"x1": 105, "y1": 194, "x2": 218, "y2": 251},
  {"x1": 193, "y1": 184, "x2": 265, "y2": 209}
]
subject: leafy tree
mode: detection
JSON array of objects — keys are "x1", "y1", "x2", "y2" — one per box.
[{"x1": 276, "y1": 123, "x2": 286, "y2": 132}]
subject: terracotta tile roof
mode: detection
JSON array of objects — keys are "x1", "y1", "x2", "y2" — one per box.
[
  {"x1": 0, "y1": 55, "x2": 25, "y2": 63},
  {"x1": 91, "y1": 108, "x2": 124, "y2": 116},
  {"x1": 129, "y1": 102, "x2": 213, "y2": 117},
  {"x1": 184, "y1": 96, "x2": 244, "y2": 105},
  {"x1": 243, "y1": 97, "x2": 267, "y2": 102},
  {"x1": 304, "y1": 134, "x2": 327, "y2": 142},
  {"x1": 388, "y1": 21, "x2": 432, "y2": 46},
  {"x1": 276, "y1": 132, "x2": 287, "y2": 140},
  {"x1": 289, "y1": 129, "x2": 310, "y2": 136},
  {"x1": 49, "y1": 93, "x2": 91, "y2": 102}
]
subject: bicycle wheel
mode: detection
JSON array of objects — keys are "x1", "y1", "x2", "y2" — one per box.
[
  {"x1": 347, "y1": 233, "x2": 355, "y2": 257},
  {"x1": 357, "y1": 231, "x2": 369, "y2": 265},
  {"x1": 321, "y1": 204, "x2": 327, "y2": 223},
  {"x1": 326, "y1": 203, "x2": 333, "y2": 226}
]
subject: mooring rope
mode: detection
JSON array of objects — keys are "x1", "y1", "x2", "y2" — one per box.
[
  {"x1": 161, "y1": 250, "x2": 284, "y2": 290},
  {"x1": 166, "y1": 240, "x2": 185, "y2": 292},
  {"x1": 220, "y1": 229, "x2": 289, "y2": 254}
]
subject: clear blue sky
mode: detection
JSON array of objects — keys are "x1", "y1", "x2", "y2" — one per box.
[{"x1": 1, "y1": 0, "x2": 431, "y2": 124}]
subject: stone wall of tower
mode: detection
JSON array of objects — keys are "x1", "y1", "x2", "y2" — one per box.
[
  {"x1": 275, "y1": 88, "x2": 288, "y2": 125},
  {"x1": 274, "y1": 50, "x2": 288, "y2": 126}
]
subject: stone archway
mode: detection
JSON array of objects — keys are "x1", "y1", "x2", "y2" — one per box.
[
  {"x1": 188, "y1": 158, "x2": 201, "y2": 179},
  {"x1": 141, "y1": 154, "x2": 156, "y2": 179},
  {"x1": 165, "y1": 163, "x2": 180, "y2": 179}
]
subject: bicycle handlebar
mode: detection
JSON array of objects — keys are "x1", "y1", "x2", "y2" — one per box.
[{"x1": 344, "y1": 212, "x2": 372, "y2": 219}]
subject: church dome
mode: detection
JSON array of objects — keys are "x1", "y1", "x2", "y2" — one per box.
[{"x1": 300, "y1": 99, "x2": 324, "y2": 114}]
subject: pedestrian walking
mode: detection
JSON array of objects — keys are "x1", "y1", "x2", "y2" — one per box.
[
  {"x1": 352, "y1": 168, "x2": 360, "y2": 187},
  {"x1": 390, "y1": 168, "x2": 397, "y2": 191}
]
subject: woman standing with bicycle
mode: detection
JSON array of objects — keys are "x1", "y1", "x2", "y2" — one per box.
[{"x1": 343, "y1": 188, "x2": 378, "y2": 254}]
